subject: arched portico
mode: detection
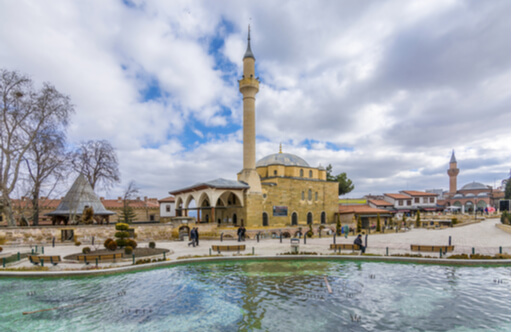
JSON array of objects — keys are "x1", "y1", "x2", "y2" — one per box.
[{"x1": 169, "y1": 179, "x2": 249, "y2": 225}]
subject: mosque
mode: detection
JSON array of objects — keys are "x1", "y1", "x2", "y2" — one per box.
[
  {"x1": 443, "y1": 150, "x2": 505, "y2": 212},
  {"x1": 169, "y1": 29, "x2": 338, "y2": 227}
]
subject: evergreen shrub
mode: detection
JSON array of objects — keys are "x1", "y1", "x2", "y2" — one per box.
[
  {"x1": 124, "y1": 246, "x2": 133, "y2": 255},
  {"x1": 82, "y1": 247, "x2": 91, "y2": 254},
  {"x1": 149, "y1": 241, "x2": 156, "y2": 249}
]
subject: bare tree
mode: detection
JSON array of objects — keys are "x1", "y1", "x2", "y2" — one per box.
[
  {"x1": 0, "y1": 69, "x2": 73, "y2": 226},
  {"x1": 72, "y1": 140, "x2": 120, "y2": 191},
  {"x1": 24, "y1": 128, "x2": 71, "y2": 225},
  {"x1": 119, "y1": 180, "x2": 139, "y2": 223}
]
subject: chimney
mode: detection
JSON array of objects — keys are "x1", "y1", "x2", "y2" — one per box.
[
  {"x1": 100, "y1": 197, "x2": 104, "y2": 201},
  {"x1": 144, "y1": 196, "x2": 148, "y2": 202},
  {"x1": 136, "y1": 197, "x2": 141, "y2": 201}
]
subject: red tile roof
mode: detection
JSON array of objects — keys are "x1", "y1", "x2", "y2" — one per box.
[
  {"x1": 338, "y1": 205, "x2": 392, "y2": 214},
  {"x1": 158, "y1": 196, "x2": 175, "y2": 203},
  {"x1": 384, "y1": 193, "x2": 409, "y2": 200},
  {"x1": 401, "y1": 190, "x2": 438, "y2": 197},
  {"x1": 368, "y1": 199, "x2": 394, "y2": 206}
]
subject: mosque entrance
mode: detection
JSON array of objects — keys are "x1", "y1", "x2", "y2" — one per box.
[
  {"x1": 262, "y1": 212, "x2": 269, "y2": 226},
  {"x1": 291, "y1": 212, "x2": 298, "y2": 226}
]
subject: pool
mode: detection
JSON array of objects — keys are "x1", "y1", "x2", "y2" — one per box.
[{"x1": 0, "y1": 259, "x2": 510, "y2": 331}]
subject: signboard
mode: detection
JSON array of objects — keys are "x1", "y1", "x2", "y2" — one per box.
[{"x1": 273, "y1": 206, "x2": 288, "y2": 217}]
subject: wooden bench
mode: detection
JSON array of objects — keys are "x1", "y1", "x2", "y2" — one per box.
[
  {"x1": 330, "y1": 244, "x2": 360, "y2": 252},
  {"x1": 411, "y1": 245, "x2": 454, "y2": 253},
  {"x1": 212, "y1": 245, "x2": 246, "y2": 253},
  {"x1": 28, "y1": 255, "x2": 62, "y2": 266},
  {"x1": 76, "y1": 253, "x2": 123, "y2": 264}
]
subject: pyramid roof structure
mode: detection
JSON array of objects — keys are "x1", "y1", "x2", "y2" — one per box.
[{"x1": 46, "y1": 174, "x2": 115, "y2": 216}]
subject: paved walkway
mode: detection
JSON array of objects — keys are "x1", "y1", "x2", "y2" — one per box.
[{"x1": 1, "y1": 218, "x2": 510, "y2": 271}]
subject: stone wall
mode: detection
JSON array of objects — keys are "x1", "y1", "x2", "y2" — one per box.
[{"x1": 261, "y1": 177, "x2": 338, "y2": 227}]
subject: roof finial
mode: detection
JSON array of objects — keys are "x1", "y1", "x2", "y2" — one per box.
[
  {"x1": 279, "y1": 143, "x2": 282, "y2": 154},
  {"x1": 450, "y1": 149, "x2": 457, "y2": 163}
]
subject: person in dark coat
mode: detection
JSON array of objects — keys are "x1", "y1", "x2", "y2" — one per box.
[
  {"x1": 237, "y1": 227, "x2": 242, "y2": 242},
  {"x1": 241, "y1": 227, "x2": 246, "y2": 241},
  {"x1": 188, "y1": 228, "x2": 196, "y2": 247},
  {"x1": 194, "y1": 227, "x2": 199, "y2": 246},
  {"x1": 354, "y1": 234, "x2": 366, "y2": 253}
]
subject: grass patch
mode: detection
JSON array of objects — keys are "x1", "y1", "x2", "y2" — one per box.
[
  {"x1": 448, "y1": 253, "x2": 511, "y2": 260},
  {"x1": 1, "y1": 266, "x2": 49, "y2": 271}
]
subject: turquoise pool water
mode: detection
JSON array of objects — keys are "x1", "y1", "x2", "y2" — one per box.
[{"x1": 0, "y1": 260, "x2": 510, "y2": 331}]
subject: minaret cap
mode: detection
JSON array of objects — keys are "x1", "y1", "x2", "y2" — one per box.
[
  {"x1": 243, "y1": 25, "x2": 255, "y2": 60},
  {"x1": 450, "y1": 150, "x2": 457, "y2": 163}
]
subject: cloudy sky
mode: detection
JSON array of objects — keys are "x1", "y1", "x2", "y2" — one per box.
[{"x1": 1, "y1": 0, "x2": 510, "y2": 199}]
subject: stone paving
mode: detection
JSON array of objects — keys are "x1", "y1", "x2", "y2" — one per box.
[{"x1": 0, "y1": 218, "x2": 510, "y2": 272}]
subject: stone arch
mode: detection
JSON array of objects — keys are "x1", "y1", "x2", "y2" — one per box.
[
  {"x1": 291, "y1": 212, "x2": 298, "y2": 226},
  {"x1": 198, "y1": 192, "x2": 211, "y2": 207},
  {"x1": 477, "y1": 200, "x2": 487, "y2": 209},
  {"x1": 453, "y1": 201, "x2": 462, "y2": 207},
  {"x1": 262, "y1": 212, "x2": 269, "y2": 226},
  {"x1": 307, "y1": 212, "x2": 313, "y2": 225},
  {"x1": 185, "y1": 194, "x2": 197, "y2": 209},
  {"x1": 219, "y1": 191, "x2": 244, "y2": 207}
]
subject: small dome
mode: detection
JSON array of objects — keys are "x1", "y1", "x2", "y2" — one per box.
[
  {"x1": 453, "y1": 194, "x2": 463, "y2": 198},
  {"x1": 256, "y1": 153, "x2": 310, "y2": 167},
  {"x1": 465, "y1": 193, "x2": 475, "y2": 198},
  {"x1": 461, "y1": 182, "x2": 488, "y2": 190},
  {"x1": 477, "y1": 192, "x2": 488, "y2": 197}
]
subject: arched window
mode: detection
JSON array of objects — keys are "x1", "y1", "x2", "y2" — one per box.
[
  {"x1": 315, "y1": 192, "x2": 318, "y2": 201},
  {"x1": 321, "y1": 211, "x2": 326, "y2": 224},
  {"x1": 307, "y1": 212, "x2": 313, "y2": 225},
  {"x1": 309, "y1": 170, "x2": 313, "y2": 178},
  {"x1": 308, "y1": 189, "x2": 312, "y2": 200},
  {"x1": 233, "y1": 213, "x2": 237, "y2": 225},
  {"x1": 300, "y1": 169, "x2": 304, "y2": 177},
  {"x1": 291, "y1": 212, "x2": 298, "y2": 226},
  {"x1": 301, "y1": 191, "x2": 305, "y2": 200},
  {"x1": 262, "y1": 212, "x2": 269, "y2": 226},
  {"x1": 273, "y1": 170, "x2": 277, "y2": 176}
]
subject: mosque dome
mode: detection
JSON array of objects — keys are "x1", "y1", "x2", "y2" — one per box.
[
  {"x1": 256, "y1": 153, "x2": 310, "y2": 167},
  {"x1": 460, "y1": 182, "x2": 488, "y2": 190}
]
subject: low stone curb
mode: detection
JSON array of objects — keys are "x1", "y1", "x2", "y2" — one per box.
[{"x1": 0, "y1": 255, "x2": 509, "y2": 278}]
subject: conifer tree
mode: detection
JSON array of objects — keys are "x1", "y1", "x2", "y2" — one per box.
[
  {"x1": 415, "y1": 212, "x2": 421, "y2": 228},
  {"x1": 376, "y1": 213, "x2": 381, "y2": 232},
  {"x1": 357, "y1": 215, "x2": 362, "y2": 233}
]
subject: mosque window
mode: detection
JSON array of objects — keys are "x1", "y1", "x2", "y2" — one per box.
[
  {"x1": 308, "y1": 189, "x2": 312, "y2": 200},
  {"x1": 300, "y1": 169, "x2": 304, "y2": 177},
  {"x1": 315, "y1": 192, "x2": 318, "y2": 201},
  {"x1": 263, "y1": 193, "x2": 267, "y2": 199},
  {"x1": 414, "y1": 198, "x2": 420, "y2": 203},
  {"x1": 274, "y1": 170, "x2": 277, "y2": 176},
  {"x1": 321, "y1": 212, "x2": 326, "y2": 224},
  {"x1": 301, "y1": 191, "x2": 305, "y2": 200},
  {"x1": 309, "y1": 170, "x2": 313, "y2": 178}
]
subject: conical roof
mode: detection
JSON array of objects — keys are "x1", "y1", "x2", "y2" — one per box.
[
  {"x1": 243, "y1": 25, "x2": 255, "y2": 60},
  {"x1": 450, "y1": 150, "x2": 457, "y2": 163},
  {"x1": 46, "y1": 174, "x2": 115, "y2": 216}
]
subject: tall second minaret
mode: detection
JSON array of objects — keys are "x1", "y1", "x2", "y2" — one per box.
[
  {"x1": 238, "y1": 26, "x2": 262, "y2": 193},
  {"x1": 447, "y1": 150, "x2": 459, "y2": 194}
]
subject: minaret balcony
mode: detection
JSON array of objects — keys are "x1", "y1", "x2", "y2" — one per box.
[{"x1": 238, "y1": 77, "x2": 260, "y2": 91}]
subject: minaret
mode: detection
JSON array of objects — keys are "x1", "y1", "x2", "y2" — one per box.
[
  {"x1": 447, "y1": 150, "x2": 459, "y2": 194},
  {"x1": 238, "y1": 26, "x2": 262, "y2": 193}
]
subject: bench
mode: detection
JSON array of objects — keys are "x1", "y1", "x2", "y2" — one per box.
[
  {"x1": 212, "y1": 245, "x2": 246, "y2": 253},
  {"x1": 410, "y1": 245, "x2": 454, "y2": 253},
  {"x1": 28, "y1": 255, "x2": 62, "y2": 266},
  {"x1": 330, "y1": 244, "x2": 360, "y2": 252},
  {"x1": 76, "y1": 253, "x2": 124, "y2": 264}
]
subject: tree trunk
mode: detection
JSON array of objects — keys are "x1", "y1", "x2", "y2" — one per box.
[
  {"x1": 1, "y1": 193, "x2": 16, "y2": 227},
  {"x1": 32, "y1": 185, "x2": 40, "y2": 226}
]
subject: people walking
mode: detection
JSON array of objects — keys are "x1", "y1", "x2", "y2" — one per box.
[
  {"x1": 194, "y1": 227, "x2": 199, "y2": 246},
  {"x1": 188, "y1": 228, "x2": 197, "y2": 247}
]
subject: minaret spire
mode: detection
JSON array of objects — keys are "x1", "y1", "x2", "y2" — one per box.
[{"x1": 244, "y1": 24, "x2": 255, "y2": 60}]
